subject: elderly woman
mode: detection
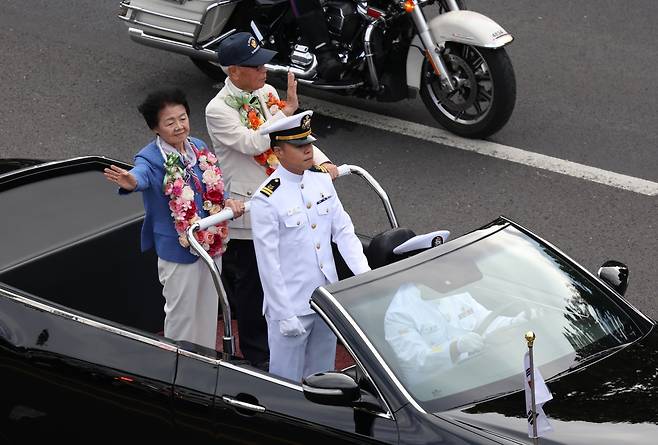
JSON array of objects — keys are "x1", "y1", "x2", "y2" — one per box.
[{"x1": 104, "y1": 88, "x2": 244, "y2": 350}]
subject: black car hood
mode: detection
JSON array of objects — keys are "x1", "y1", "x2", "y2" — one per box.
[{"x1": 439, "y1": 326, "x2": 658, "y2": 444}]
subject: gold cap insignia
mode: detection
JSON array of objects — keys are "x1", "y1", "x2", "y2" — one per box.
[
  {"x1": 301, "y1": 114, "x2": 311, "y2": 131},
  {"x1": 248, "y1": 37, "x2": 258, "y2": 49}
]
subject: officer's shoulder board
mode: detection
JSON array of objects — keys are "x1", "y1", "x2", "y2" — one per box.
[
  {"x1": 309, "y1": 164, "x2": 328, "y2": 174},
  {"x1": 259, "y1": 178, "x2": 281, "y2": 198}
]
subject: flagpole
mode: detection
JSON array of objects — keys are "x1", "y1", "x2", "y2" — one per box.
[{"x1": 525, "y1": 331, "x2": 539, "y2": 445}]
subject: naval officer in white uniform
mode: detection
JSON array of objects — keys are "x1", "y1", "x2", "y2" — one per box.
[
  {"x1": 385, "y1": 282, "x2": 537, "y2": 385},
  {"x1": 251, "y1": 110, "x2": 370, "y2": 382}
]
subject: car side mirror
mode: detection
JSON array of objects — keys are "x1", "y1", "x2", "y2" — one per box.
[
  {"x1": 598, "y1": 260, "x2": 629, "y2": 296},
  {"x1": 302, "y1": 371, "x2": 360, "y2": 406}
]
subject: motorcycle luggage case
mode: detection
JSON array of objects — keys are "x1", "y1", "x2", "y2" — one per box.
[{"x1": 118, "y1": 0, "x2": 237, "y2": 46}]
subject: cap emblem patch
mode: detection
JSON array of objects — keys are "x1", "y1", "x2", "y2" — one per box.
[{"x1": 301, "y1": 115, "x2": 311, "y2": 130}]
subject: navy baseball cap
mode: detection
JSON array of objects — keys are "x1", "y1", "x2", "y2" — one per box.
[{"x1": 217, "y1": 32, "x2": 276, "y2": 67}]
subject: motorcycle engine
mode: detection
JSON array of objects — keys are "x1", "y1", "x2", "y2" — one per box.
[{"x1": 324, "y1": 1, "x2": 362, "y2": 45}]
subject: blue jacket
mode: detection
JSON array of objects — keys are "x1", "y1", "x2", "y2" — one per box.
[{"x1": 121, "y1": 137, "x2": 212, "y2": 264}]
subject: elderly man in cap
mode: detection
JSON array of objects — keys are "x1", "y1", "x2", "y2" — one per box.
[
  {"x1": 205, "y1": 32, "x2": 338, "y2": 370},
  {"x1": 250, "y1": 111, "x2": 370, "y2": 382}
]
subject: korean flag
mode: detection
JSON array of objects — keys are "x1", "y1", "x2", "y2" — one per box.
[{"x1": 523, "y1": 352, "x2": 553, "y2": 438}]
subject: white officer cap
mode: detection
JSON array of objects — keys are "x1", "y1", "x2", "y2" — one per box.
[
  {"x1": 393, "y1": 230, "x2": 450, "y2": 255},
  {"x1": 258, "y1": 110, "x2": 317, "y2": 146}
]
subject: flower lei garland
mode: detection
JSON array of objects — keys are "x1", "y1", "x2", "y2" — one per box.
[
  {"x1": 162, "y1": 146, "x2": 228, "y2": 257},
  {"x1": 225, "y1": 91, "x2": 287, "y2": 176}
]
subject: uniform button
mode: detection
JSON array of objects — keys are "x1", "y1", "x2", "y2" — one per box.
[
  {"x1": 311, "y1": 223, "x2": 317, "y2": 229},
  {"x1": 316, "y1": 243, "x2": 321, "y2": 249},
  {"x1": 306, "y1": 202, "x2": 312, "y2": 209},
  {"x1": 247, "y1": 191, "x2": 252, "y2": 196},
  {"x1": 297, "y1": 221, "x2": 301, "y2": 226},
  {"x1": 320, "y1": 263, "x2": 324, "y2": 269},
  {"x1": 301, "y1": 183, "x2": 304, "y2": 189}
]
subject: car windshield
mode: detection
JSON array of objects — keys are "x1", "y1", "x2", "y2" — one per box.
[{"x1": 330, "y1": 224, "x2": 645, "y2": 411}]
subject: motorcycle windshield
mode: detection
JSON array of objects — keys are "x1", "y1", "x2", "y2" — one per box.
[{"x1": 329, "y1": 224, "x2": 646, "y2": 412}]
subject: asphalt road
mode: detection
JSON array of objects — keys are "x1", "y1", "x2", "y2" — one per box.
[{"x1": 1, "y1": 1, "x2": 656, "y2": 317}]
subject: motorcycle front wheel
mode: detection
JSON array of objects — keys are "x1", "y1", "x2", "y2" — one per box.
[{"x1": 420, "y1": 43, "x2": 516, "y2": 139}]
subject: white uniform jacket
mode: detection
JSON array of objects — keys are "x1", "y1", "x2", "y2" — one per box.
[
  {"x1": 205, "y1": 78, "x2": 330, "y2": 239},
  {"x1": 251, "y1": 166, "x2": 370, "y2": 321},
  {"x1": 384, "y1": 283, "x2": 519, "y2": 383}
]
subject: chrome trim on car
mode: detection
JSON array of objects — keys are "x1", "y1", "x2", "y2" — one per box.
[
  {"x1": 301, "y1": 385, "x2": 343, "y2": 396},
  {"x1": 312, "y1": 299, "x2": 395, "y2": 420},
  {"x1": 0, "y1": 155, "x2": 122, "y2": 180},
  {"x1": 219, "y1": 361, "x2": 303, "y2": 391},
  {"x1": 0, "y1": 286, "x2": 178, "y2": 353},
  {"x1": 315, "y1": 287, "x2": 426, "y2": 414},
  {"x1": 222, "y1": 396, "x2": 266, "y2": 413},
  {"x1": 177, "y1": 347, "x2": 222, "y2": 365}
]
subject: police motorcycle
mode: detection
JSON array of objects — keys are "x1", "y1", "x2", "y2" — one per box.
[
  {"x1": 185, "y1": 164, "x2": 445, "y2": 354},
  {"x1": 119, "y1": 0, "x2": 516, "y2": 139}
]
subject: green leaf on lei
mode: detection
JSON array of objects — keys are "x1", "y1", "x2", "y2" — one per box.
[
  {"x1": 162, "y1": 152, "x2": 185, "y2": 193},
  {"x1": 225, "y1": 92, "x2": 264, "y2": 127}
]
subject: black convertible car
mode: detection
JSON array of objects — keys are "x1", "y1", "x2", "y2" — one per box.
[{"x1": 1, "y1": 156, "x2": 656, "y2": 444}]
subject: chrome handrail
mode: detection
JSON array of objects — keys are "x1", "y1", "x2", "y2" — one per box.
[
  {"x1": 336, "y1": 164, "x2": 399, "y2": 229},
  {"x1": 186, "y1": 202, "x2": 251, "y2": 356}
]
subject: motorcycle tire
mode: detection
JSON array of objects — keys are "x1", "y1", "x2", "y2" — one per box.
[
  {"x1": 190, "y1": 57, "x2": 227, "y2": 82},
  {"x1": 420, "y1": 43, "x2": 516, "y2": 139}
]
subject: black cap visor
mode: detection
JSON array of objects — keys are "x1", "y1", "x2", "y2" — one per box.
[
  {"x1": 238, "y1": 47, "x2": 277, "y2": 67},
  {"x1": 283, "y1": 135, "x2": 317, "y2": 146}
]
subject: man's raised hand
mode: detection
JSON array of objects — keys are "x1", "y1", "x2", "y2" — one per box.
[{"x1": 282, "y1": 71, "x2": 299, "y2": 116}]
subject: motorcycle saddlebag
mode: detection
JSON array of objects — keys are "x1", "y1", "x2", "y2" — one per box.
[{"x1": 119, "y1": 0, "x2": 237, "y2": 46}]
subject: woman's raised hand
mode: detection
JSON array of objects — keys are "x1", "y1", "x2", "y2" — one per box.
[{"x1": 103, "y1": 165, "x2": 137, "y2": 192}]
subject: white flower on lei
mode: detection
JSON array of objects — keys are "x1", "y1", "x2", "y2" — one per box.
[
  {"x1": 181, "y1": 185, "x2": 195, "y2": 202},
  {"x1": 202, "y1": 168, "x2": 219, "y2": 187}
]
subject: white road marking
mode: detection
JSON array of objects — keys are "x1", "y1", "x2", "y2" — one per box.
[
  {"x1": 299, "y1": 95, "x2": 658, "y2": 197},
  {"x1": 212, "y1": 82, "x2": 658, "y2": 196}
]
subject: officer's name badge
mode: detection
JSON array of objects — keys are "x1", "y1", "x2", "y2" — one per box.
[{"x1": 316, "y1": 194, "x2": 333, "y2": 205}]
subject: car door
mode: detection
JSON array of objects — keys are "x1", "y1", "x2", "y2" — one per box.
[
  {"x1": 170, "y1": 344, "x2": 221, "y2": 443},
  {"x1": 0, "y1": 287, "x2": 177, "y2": 442},
  {"x1": 213, "y1": 356, "x2": 398, "y2": 444}
]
